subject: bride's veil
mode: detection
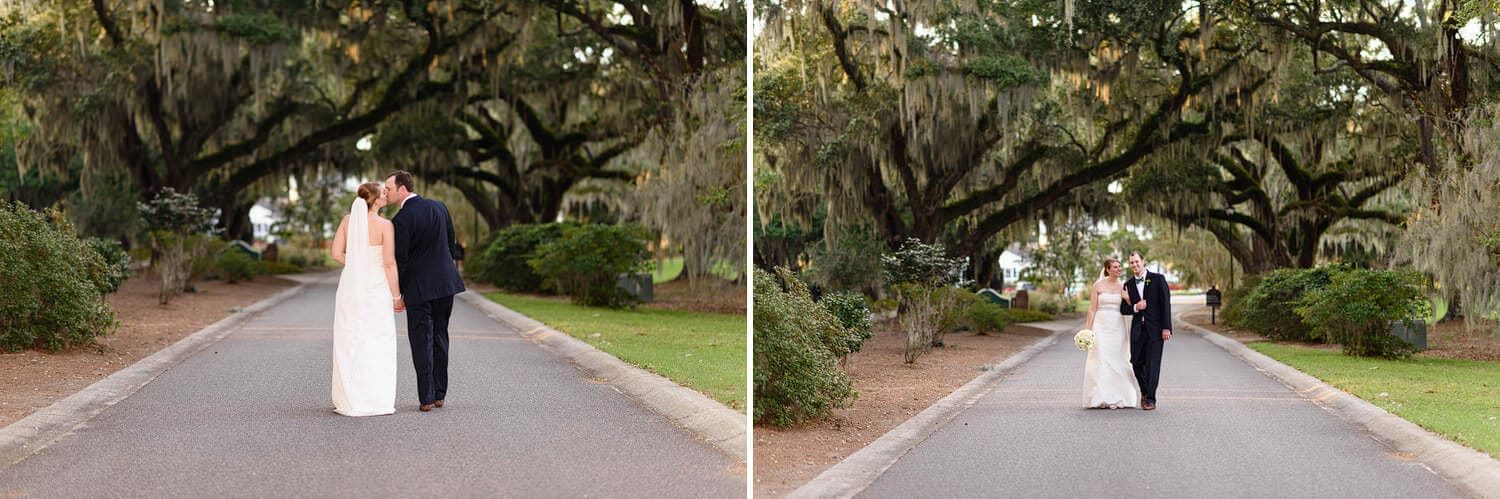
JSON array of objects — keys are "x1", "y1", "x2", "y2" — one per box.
[{"x1": 342, "y1": 197, "x2": 372, "y2": 285}]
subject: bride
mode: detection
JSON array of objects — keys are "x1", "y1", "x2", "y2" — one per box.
[
  {"x1": 1082, "y1": 257, "x2": 1141, "y2": 409},
  {"x1": 329, "y1": 182, "x2": 400, "y2": 416}
]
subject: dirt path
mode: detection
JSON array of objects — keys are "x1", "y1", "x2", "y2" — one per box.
[
  {"x1": 752, "y1": 320, "x2": 1056, "y2": 497},
  {"x1": 0, "y1": 273, "x2": 296, "y2": 427}
]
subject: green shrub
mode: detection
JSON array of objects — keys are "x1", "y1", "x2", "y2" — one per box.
[
  {"x1": 805, "y1": 225, "x2": 885, "y2": 293},
  {"x1": 127, "y1": 246, "x2": 152, "y2": 264},
  {"x1": 472, "y1": 223, "x2": 574, "y2": 293},
  {"x1": 139, "y1": 188, "x2": 218, "y2": 304},
  {"x1": 963, "y1": 298, "x2": 1014, "y2": 334},
  {"x1": 871, "y1": 298, "x2": 899, "y2": 315},
  {"x1": 189, "y1": 237, "x2": 230, "y2": 280},
  {"x1": 255, "y1": 260, "x2": 301, "y2": 275},
  {"x1": 753, "y1": 268, "x2": 856, "y2": 428},
  {"x1": 1238, "y1": 265, "x2": 1347, "y2": 342},
  {"x1": 933, "y1": 286, "x2": 975, "y2": 336},
  {"x1": 85, "y1": 237, "x2": 131, "y2": 293},
  {"x1": 881, "y1": 238, "x2": 968, "y2": 287},
  {"x1": 820, "y1": 290, "x2": 873, "y2": 357},
  {"x1": 530, "y1": 223, "x2": 649, "y2": 308},
  {"x1": 999, "y1": 308, "x2": 1053, "y2": 323},
  {"x1": 1296, "y1": 269, "x2": 1430, "y2": 359},
  {"x1": 1219, "y1": 274, "x2": 1261, "y2": 327},
  {"x1": 281, "y1": 245, "x2": 327, "y2": 269},
  {"x1": 215, "y1": 250, "x2": 257, "y2": 283},
  {"x1": 892, "y1": 283, "x2": 966, "y2": 363},
  {"x1": 0, "y1": 201, "x2": 118, "y2": 352}
]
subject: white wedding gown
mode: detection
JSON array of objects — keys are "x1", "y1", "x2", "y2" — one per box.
[
  {"x1": 1083, "y1": 292, "x2": 1141, "y2": 408},
  {"x1": 331, "y1": 200, "x2": 397, "y2": 416}
]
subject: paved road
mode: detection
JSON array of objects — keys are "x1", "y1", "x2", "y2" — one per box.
[
  {"x1": 0, "y1": 275, "x2": 743, "y2": 497},
  {"x1": 859, "y1": 302, "x2": 1464, "y2": 498}
]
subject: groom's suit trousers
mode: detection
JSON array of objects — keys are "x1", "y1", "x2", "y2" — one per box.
[
  {"x1": 1129, "y1": 318, "x2": 1164, "y2": 403},
  {"x1": 406, "y1": 295, "x2": 454, "y2": 405}
]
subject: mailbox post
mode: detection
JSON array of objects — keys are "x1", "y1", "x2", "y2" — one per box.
[{"x1": 1206, "y1": 285, "x2": 1222, "y2": 324}]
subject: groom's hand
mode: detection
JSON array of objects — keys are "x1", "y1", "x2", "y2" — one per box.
[
  {"x1": 1135, "y1": 299, "x2": 1147, "y2": 311},
  {"x1": 1162, "y1": 329, "x2": 1172, "y2": 341}
]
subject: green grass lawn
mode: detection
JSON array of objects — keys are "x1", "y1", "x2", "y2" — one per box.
[
  {"x1": 648, "y1": 257, "x2": 742, "y2": 284},
  {"x1": 485, "y1": 292, "x2": 746, "y2": 411},
  {"x1": 1250, "y1": 342, "x2": 1500, "y2": 456},
  {"x1": 648, "y1": 258, "x2": 685, "y2": 284}
]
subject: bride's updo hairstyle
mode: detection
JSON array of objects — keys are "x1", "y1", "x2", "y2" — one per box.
[
  {"x1": 1101, "y1": 257, "x2": 1121, "y2": 277},
  {"x1": 356, "y1": 182, "x2": 383, "y2": 207}
]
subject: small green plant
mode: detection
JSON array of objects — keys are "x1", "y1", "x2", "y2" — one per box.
[
  {"x1": 753, "y1": 268, "x2": 856, "y2": 428},
  {"x1": 805, "y1": 225, "x2": 886, "y2": 294},
  {"x1": 881, "y1": 238, "x2": 968, "y2": 288},
  {"x1": 138, "y1": 188, "x2": 218, "y2": 304},
  {"x1": 85, "y1": 237, "x2": 131, "y2": 293},
  {"x1": 215, "y1": 250, "x2": 257, "y2": 283},
  {"x1": 999, "y1": 308, "x2": 1053, "y2": 323},
  {"x1": 255, "y1": 260, "x2": 301, "y2": 275},
  {"x1": 530, "y1": 224, "x2": 650, "y2": 308},
  {"x1": 963, "y1": 297, "x2": 1014, "y2": 334},
  {"x1": 820, "y1": 290, "x2": 874, "y2": 358},
  {"x1": 892, "y1": 283, "x2": 966, "y2": 363}
]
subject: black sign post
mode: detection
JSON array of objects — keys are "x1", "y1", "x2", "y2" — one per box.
[{"x1": 1206, "y1": 285, "x2": 1222, "y2": 324}]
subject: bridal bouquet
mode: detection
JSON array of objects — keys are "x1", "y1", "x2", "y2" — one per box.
[{"x1": 1074, "y1": 329, "x2": 1095, "y2": 351}]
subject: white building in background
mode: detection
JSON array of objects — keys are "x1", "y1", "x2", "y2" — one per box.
[
  {"x1": 998, "y1": 243, "x2": 1036, "y2": 290},
  {"x1": 250, "y1": 200, "x2": 278, "y2": 244}
]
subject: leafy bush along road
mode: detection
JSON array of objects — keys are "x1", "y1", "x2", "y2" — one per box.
[
  {"x1": 1227, "y1": 265, "x2": 1432, "y2": 359},
  {"x1": 0, "y1": 201, "x2": 119, "y2": 352},
  {"x1": 753, "y1": 268, "x2": 857, "y2": 428}
]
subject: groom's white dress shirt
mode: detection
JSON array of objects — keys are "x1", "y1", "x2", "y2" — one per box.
[
  {"x1": 398, "y1": 192, "x2": 417, "y2": 208},
  {"x1": 1134, "y1": 272, "x2": 1146, "y2": 299}
]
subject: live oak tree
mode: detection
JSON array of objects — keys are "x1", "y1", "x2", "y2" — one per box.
[
  {"x1": 755, "y1": 0, "x2": 1267, "y2": 285},
  {"x1": 2, "y1": 1, "x2": 517, "y2": 239},
  {"x1": 383, "y1": 0, "x2": 748, "y2": 283},
  {"x1": 1124, "y1": 46, "x2": 1414, "y2": 274}
]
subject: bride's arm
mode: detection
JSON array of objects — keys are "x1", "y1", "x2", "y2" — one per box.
[
  {"x1": 1084, "y1": 283, "x2": 1099, "y2": 330},
  {"x1": 330, "y1": 215, "x2": 349, "y2": 265},
  {"x1": 379, "y1": 221, "x2": 401, "y2": 300}
]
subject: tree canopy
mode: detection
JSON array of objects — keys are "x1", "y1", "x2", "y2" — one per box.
[{"x1": 1, "y1": 0, "x2": 745, "y2": 282}]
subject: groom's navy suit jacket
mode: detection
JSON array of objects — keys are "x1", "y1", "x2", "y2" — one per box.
[
  {"x1": 391, "y1": 195, "x2": 466, "y2": 304},
  {"x1": 1120, "y1": 271, "x2": 1172, "y2": 335}
]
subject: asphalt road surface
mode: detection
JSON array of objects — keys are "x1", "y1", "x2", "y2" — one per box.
[
  {"x1": 0, "y1": 275, "x2": 743, "y2": 498},
  {"x1": 859, "y1": 302, "x2": 1463, "y2": 498}
]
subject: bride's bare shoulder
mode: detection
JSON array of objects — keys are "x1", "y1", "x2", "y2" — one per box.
[{"x1": 370, "y1": 215, "x2": 393, "y2": 227}]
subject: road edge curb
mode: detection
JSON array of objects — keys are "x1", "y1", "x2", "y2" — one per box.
[
  {"x1": 0, "y1": 274, "x2": 316, "y2": 470},
  {"x1": 456, "y1": 291, "x2": 747, "y2": 462},
  {"x1": 786, "y1": 322, "x2": 1069, "y2": 499},
  {"x1": 1180, "y1": 319, "x2": 1500, "y2": 498}
]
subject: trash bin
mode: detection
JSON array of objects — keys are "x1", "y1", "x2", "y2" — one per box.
[{"x1": 1388, "y1": 320, "x2": 1427, "y2": 351}]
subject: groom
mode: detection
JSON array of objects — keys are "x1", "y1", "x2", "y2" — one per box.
[
  {"x1": 385, "y1": 171, "x2": 466, "y2": 412},
  {"x1": 1120, "y1": 251, "x2": 1171, "y2": 410}
]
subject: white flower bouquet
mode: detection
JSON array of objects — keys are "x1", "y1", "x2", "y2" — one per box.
[{"x1": 1074, "y1": 329, "x2": 1095, "y2": 351}]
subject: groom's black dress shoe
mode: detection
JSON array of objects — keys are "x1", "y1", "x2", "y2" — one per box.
[
  {"x1": 420, "y1": 404, "x2": 435, "y2": 412},
  {"x1": 434, "y1": 400, "x2": 444, "y2": 408},
  {"x1": 1142, "y1": 401, "x2": 1156, "y2": 410}
]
